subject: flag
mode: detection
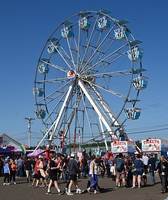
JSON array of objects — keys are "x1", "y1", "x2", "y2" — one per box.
[{"x1": 20, "y1": 144, "x2": 26, "y2": 154}]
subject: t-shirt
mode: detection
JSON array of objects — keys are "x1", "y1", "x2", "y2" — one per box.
[
  {"x1": 148, "y1": 157, "x2": 156, "y2": 171},
  {"x1": 68, "y1": 159, "x2": 79, "y2": 175},
  {"x1": 25, "y1": 159, "x2": 32, "y2": 171},
  {"x1": 134, "y1": 159, "x2": 144, "y2": 169},
  {"x1": 4, "y1": 163, "x2": 10, "y2": 173}
]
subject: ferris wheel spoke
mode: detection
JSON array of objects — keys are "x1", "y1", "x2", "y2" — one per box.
[
  {"x1": 85, "y1": 69, "x2": 132, "y2": 78},
  {"x1": 56, "y1": 47, "x2": 73, "y2": 70},
  {"x1": 81, "y1": 24, "x2": 116, "y2": 72},
  {"x1": 37, "y1": 81, "x2": 71, "y2": 106},
  {"x1": 80, "y1": 14, "x2": 99, "y2": 68},
  {"x1": 48, "y1": 61, "x2": 69, "y2": 73},
  {"x1": 64, "y1": 37, "x2": 76, "y2": 69},
  {"x1": 82, "y1": 43, "x2": 128, "y2": 74},
  {"x1": 35, "y1": 77, "x2": 68, "y2": 84}
]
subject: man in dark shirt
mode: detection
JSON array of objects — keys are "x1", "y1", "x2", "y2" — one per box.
[
  {"x1": 25, "y1": 157, "x2": 33, "y2": 182},
  {"x1": 148, "y1": 154, "x2": 157, "y2": 184},
  {"x1": 66, "y1": 154, "x2": 81, "y2": 195}
]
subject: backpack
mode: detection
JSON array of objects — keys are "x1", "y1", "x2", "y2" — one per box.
[{"x1": 116, "y1": 159, "x2": 124, "y2": 172}]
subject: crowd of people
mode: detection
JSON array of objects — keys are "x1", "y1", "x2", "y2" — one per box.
[{"x1": 0, "y1": 151, "x2": 168, "y2": 195}]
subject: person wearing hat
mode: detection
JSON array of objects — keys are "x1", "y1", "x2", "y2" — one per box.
[{"x1": 66, "y1": 153, "x2": 81, "y2": 195}]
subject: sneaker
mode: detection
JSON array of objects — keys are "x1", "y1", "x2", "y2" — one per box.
[
  {"x1": 76, "y1": 188, "x2": 82, "y2": 194},
  {"x1": 46, "y1": 192, "x2": 52, "y2": 195},
  {"x1": 6, "y1": 183, "x2": 10, "y2": 185},
  {"x1": 40, "y1": 185, "x2": 45, "y2": 188},
  {"x1": 14, "y1": 182, "x2": 16, "y2": 185},
  {"x1": 87, "y1": 188, "x2": 90, "y2": 193},
  {"x1": 58, "y1": 191, "x2": 64, "y2": 195},
  {"x1": 3, "y1": 183, "x2": 6, "y2": 185},
  {"x1": 66, "y1": 192, "x2": 74, "y2": 195}
]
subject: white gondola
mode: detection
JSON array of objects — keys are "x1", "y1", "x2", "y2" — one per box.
[
  {"x1": 125, "y1": 108, "x2": 141, "y2": 120},
  {"x1": 33, "y1": 88, "x2": 44, "y2": 97},
  {"x1": 79, "y1": 17, "x2": 91, "y2": 30},
  {"x1": 47, "y1": 44, "x2": 58, "y2": 54},
  {"x1": 38, "y1": 64, "x2": 49, "y2": 74},
  {"x1": 98, "y1": 16, "x2": 110, "y2": 30},
  {"x1": 114, "y1": 27, "x2": 129, "y2": 40},
  {"x1": 61, "y1": 27, "x2": 74, "y2": 38},
  {"x1": 132, "y1": 76, "x2": 148, "y2": 90},
  {"x1": 127, "y1": 47, "x2": 143, "y2": 61}
]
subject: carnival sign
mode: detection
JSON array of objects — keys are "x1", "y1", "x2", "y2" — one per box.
[
  {"x1": 142, "y1": 139, "x2": 161, "y2": 152},
  {"x1": 111, "y1": 141, "x2": 135, "y2": 153}
]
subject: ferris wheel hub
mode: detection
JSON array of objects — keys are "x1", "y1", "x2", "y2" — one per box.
[{"x1": 67, "y1": 70, "x2": 75, "y2": 79}]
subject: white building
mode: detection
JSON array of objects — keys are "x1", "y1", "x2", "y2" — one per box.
[{"x1": 0, "y1": 133, "x2": 22, "y2": 152}]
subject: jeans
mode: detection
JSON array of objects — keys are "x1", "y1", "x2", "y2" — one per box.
[
  {"x1": 17, "y1": 165, "x2": 23, "y2": 177},
  {"x1": 149, "y1": 171, "x2": 155, "y2": 184}
]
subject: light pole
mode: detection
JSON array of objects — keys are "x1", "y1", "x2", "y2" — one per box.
[{"x1": 25, "y1": 117, "x2": 35, "y2": 148}]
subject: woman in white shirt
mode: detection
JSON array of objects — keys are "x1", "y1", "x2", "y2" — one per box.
[{"x1": 87, "y1": 155, "x2": 99, "y2": 194}]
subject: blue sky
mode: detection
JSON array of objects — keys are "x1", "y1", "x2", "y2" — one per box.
[{"x1": 1, "y1": 0, "x2": 168, "y2": 146}]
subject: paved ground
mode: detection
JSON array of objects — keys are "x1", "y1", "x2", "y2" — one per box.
[{"x1": 0, "y1": 174, "x2": 168, "y2": 200}]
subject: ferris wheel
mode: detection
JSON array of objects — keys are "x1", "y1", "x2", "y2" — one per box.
[{"x1": 34, "y1": 10, "x2": 148, "y2": 151}]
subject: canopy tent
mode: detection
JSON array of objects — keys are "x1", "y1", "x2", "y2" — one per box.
[
  {"x1": 0, "y1": 147, "x2": 13, "y2": 154},
  {"x1": 27, "y1": 149, "x2": 46, "y2": 157}
]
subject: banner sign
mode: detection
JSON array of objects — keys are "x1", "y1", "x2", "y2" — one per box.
[
  {"x1": 142, "y1": 139, "x2": 161, "y2": 152},
  {"x1": 111, "y1": 141, "x2": 135, "y2": 153}
]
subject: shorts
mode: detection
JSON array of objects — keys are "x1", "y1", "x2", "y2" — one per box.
[
  {"x1": 132, "y1": 169, "x2": 143, "y2": 176},
  {"x1": 69, "y1": 174, "x2": 77, "y2": 182},
  {"x1": 116, "y1": 171, "x2": 126, "y2": 179},
  {"x1": 49, "y1": 173, "x2": 58, "y2": 181}
]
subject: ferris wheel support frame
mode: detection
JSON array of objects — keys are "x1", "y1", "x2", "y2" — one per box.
[
  {"x1": 33, "y1": 83, "x2": 74, "y2": 153},
  {"x1": 78, "y1": 78, "x2": 114, "y2": 137}
]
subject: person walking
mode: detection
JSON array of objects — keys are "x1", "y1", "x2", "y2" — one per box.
[
  {"x1": 24, "y1": 157, "x2": 33, "y2": 183},
  {"x1": 46, "y1": 155, "x2": 61, "y2": 195},
  {"x1": 87, "y1": 155, "x2": 99, "y2": 194},
  {"x1": 66, "y1": 153, "x2": 81, "y2": 195}
]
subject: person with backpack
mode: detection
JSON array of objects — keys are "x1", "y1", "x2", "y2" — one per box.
[{"x1": 114, "y1": 153, "x2": 127, "y2": 188}]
